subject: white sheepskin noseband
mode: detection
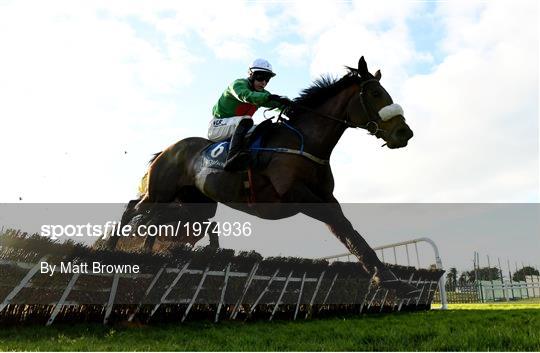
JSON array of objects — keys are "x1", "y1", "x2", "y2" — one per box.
[{"x1": 378, "y1": 103, "x2": 404, "y2": 122}]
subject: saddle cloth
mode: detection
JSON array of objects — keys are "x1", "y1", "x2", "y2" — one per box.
[
  {"x1": 201, "y1": 140, "x2": 231, "y2": 170},
  {"x1": 201, "y1": 119, "x2": 272, "y2": 170}
]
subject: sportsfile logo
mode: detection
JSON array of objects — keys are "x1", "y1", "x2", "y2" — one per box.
[
  {"x1": 40, "y1": 221, "x2": 252, "y2": 240},
  {"x1": 40, "y1": 221, "x2": 123, "y2": 240}
]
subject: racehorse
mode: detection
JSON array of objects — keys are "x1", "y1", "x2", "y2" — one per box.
[{"x1": 117, "y1": 57, "x2": 418, "y2": 297}]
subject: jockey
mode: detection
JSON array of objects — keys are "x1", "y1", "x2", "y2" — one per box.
[{"x1": 208, "y1": 58, "x2": 291, "y2": 171}]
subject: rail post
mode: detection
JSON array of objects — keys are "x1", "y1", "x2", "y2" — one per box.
[{"x1": 416, "y1": 237, "x2": 447, "y2": 310}]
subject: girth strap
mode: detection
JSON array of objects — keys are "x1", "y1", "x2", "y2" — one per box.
[{"x1": 250, "y1": 147, "x2": 329, "y2": 165}]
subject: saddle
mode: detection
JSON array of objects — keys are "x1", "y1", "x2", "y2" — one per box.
[{"x1": 202, "y1": 119, "x2": 275, "y2": 171}]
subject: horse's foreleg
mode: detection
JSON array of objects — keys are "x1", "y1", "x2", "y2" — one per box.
[
  {"x1": 304, "y1": 209, "x2": 384, "y2": 275},
  {"x1": 303, "y1": 201, "x2": 419, "y2": 298},
  {"x1": 282, "y1": 185, "x2": 383, "y2": 274},
  {"x1": 286, "y1": 186, "x2": 418, "y2": 297},
  {"x1": 101, "y1": 199, "x2": 141, "y2": 251}
]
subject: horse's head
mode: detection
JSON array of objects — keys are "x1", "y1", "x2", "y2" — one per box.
[{"x1": 346, "y1": 57, "x2": 413, "y2": 149}]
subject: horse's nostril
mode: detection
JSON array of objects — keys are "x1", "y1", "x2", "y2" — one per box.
[{"x1": 395, "y1": 127, "x2": 413, "y2": 141}]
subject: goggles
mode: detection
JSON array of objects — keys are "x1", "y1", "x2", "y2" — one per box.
[{"x1": 252, "y1": 72, "x2": 273, "y2": 82}]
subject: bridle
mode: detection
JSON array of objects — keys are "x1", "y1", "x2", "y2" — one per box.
[
  {"x1": 345, "y1": 78, "x2": 387, "y2": 135},
  {"x1": 280, "y1": 77, "x2": 398, "y2": 136}
]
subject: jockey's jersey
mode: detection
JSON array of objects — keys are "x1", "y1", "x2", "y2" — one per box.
[{"x1": 212, "y1": 78, "x2": 281, "y2": 118}]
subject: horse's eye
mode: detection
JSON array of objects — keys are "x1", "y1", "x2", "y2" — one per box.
[{"x1": 372, "y1": 90, "x2": 382, "y2": 97}]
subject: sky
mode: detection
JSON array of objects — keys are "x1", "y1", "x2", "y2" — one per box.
[{"x1": 0, "y1": 1, "x2": 538, "y2": 271}]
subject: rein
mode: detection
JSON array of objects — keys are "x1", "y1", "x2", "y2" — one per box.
[
  {"x1": 249, "y1": 120, "x2": 329, "y2": 165},
  {"x1": 283, "y1": 101, "x2": 358, "y2": 128},
  {"x1": 253, "y1": 78, "x2": 393, "y2": 165}
]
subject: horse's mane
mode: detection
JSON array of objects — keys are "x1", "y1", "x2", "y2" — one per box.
[{"x1": 288, "y1": 67, "x2": 363, "y2": 117}]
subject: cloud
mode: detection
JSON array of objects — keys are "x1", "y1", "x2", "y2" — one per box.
[
  {"x1": 0, "y1": 1, "x2": 200, "y2": 202},
  {"x1": 276, "y1": 42, "x2": 310, "y2": 67},
  {"x1": 293, "y1": 2, "x2": 427, "y2": 89},
  {"x1": 0, "y1": 1, "x2": 537, "y2": 204},
  {"x1": 282, "y1": 0, "x2": 347, "y2": 39},
  {"x1": 213, "y1": 41, "x2": 253, "y2": 61},
  {"x1": 330, "y1": 1, "x2": 538, "y2": 202},
  {"x1": 0, "y1": 1, "x2": 283, "y2": 202}
]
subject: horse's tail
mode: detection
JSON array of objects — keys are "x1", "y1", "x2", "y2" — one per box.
[
  {"x1": 137, "y1": 151, "x2": 163, "y2": 197},
  {"x1": 149, "y1": 151, "x2": 162, "y2": 164},
  {"x1": 137, "y1": 171, "x2": 149, "y2": 197},
  {"x1": 140, "y1": 138, "x2": 211, "y2": 203}
]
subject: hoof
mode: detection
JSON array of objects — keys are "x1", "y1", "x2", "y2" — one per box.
[{"x1": 373, "y1": 268, "x2": 421, "y2": 300}]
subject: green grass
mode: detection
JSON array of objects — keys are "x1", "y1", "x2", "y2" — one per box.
[
  {"x1": 447, "y1": 302, "x2": 540, "y2": 310},
  {"x1": 1, "y1": 308, "x2": 539, "y2": 351},
  {"x1": 432, "y1": 299, "x2": 540, "y2": 310}
]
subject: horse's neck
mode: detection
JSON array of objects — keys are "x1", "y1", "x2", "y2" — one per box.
[
  {"x1": 292, "y1": 86, "x2": 357, "y2": 159},
  {"x1": 293, "y1": 115, "x2": 345, "y2": 159}
]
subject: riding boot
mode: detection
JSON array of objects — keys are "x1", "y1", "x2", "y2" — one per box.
[{"x1": 224, "y1": 119, "x2": 253, "y2": 171}]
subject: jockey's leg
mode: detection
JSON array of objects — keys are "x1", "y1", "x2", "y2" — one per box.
[{"x1": 224, "y1": 118, "x2": 253, "y2": 171}]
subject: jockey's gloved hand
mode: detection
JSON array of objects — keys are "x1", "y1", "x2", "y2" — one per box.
[{"x1": 268, "y1": 94, "x2": 292, "y2": 106}]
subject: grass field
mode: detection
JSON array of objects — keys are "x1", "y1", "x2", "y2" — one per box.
[
  {"x1": 0, "y1": 304, "x2": 539, "y2": 351},
  {"x1": 432, "y1": 297, "x2": 540, "y2": 310}
]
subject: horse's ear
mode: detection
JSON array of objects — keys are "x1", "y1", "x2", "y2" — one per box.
[
  {"x1": 374, "y1": 70, "x2": 381, "y2": 81},
  {"x1": 358, "y1": 56, "x2": 368, "y2": 76}
]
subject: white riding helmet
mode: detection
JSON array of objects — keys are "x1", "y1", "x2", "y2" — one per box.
[{"x1": 249, "y1": 58, "x2": 276, "y2": 77}]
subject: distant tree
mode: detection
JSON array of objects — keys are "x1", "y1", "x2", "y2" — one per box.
[
  {"x1": 446, "y1": 267, "x2": 458, "y2": 289},
  {"x1": 476, "y1": 267, "x2": 501, "y2": 281},
  {"x1": 458, "y1": 267, "x2": 500, "y2": 284},
  {"x1": 512, "y1": 266, "x2": 539, "y2": 282},
  {"x1": 458, "y1": 272, "x2": 470, "y2": 286}
]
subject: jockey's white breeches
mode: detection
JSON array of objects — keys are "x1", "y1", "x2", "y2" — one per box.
[{"x1": 207, "y1": 115, "x2": 252, "y2": 142}]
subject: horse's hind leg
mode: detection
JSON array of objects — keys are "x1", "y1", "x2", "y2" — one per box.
[
  {"x1": 141, "y1": 151, "x2": 184, "y2": 204},
  {"x1": 120, "y1": 199, "x2": 141, "y2": 226},
  {"x1": 104, "y1": 199, "x2": 140, "y2": 250},
  {"x1": 135, "y1": 139, "x2": 216, "y2": 251},
  {"x1": 135, "y1": 150, "x2": 186, "y2": 251},
  {"x1": 138, "y1": 187, "x2": 218, "y2": 252},
  {"x1": 177, "y1": 186, "x2": 219, "y2": 248},
  {"x1": 208, "y1": 221, "x2": 219, "y2": 249}
]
